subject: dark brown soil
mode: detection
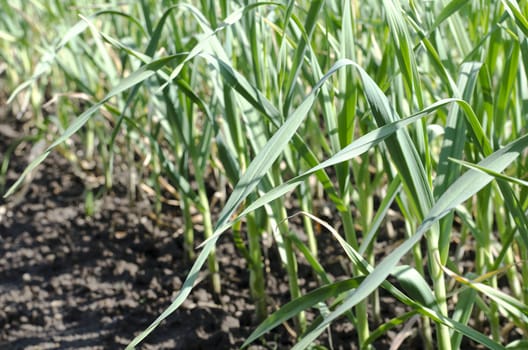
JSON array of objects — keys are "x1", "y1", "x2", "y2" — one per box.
[{"x1": 0, "y1": 111, "x2": 427, "y2": 349}]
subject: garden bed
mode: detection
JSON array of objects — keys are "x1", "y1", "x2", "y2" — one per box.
[{"x1": 0, "y1": 114, "x2": 419, "y2": 350}]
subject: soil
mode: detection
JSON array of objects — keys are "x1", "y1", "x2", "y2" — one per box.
[{"x1": 0, "y1": 105, "x2": 481, "y2": 349}]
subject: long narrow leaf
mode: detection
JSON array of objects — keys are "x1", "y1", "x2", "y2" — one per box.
[
  {"x1": 292, "y1": 134, "x2": 527, "y2": 349},
  {"x1": 4, "y1": 54, "x2": 181, "y2": 198}
]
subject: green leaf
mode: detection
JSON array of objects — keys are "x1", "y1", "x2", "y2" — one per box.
[
  {"x1": 4, "y1": 54, "x2": 181, "y2": 198},
  {"x1": 393, "y1": 265, "x2": 436, "y2": 310},
  {"x1": 449, "y1": 158, "x2": 528, "y2": 187},
  {"x1": 242, "y1": 278, "x2": 362, "y2": 348},
  {"x1": 292, "y1": 134, "x2": 527, "y2": 349},
  {"x1": 126, "y1": 58, "x2": 351, "y2": 350}
]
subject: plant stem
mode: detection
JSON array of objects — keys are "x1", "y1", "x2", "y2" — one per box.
[
  {"x1": 340, "y1": 200, "x2": 371, "y2": 349},
  {"x1": 299, "y1": 180, "x2": 317, "y2": 257},
  {"x1": 272, "y1": 168, "x2": 306, "y2": 333},
  {"x1": 198, "y1": 181, "x2": 221, "y2": 295},
  {"x1": 428, "y1": 242, "x2": 452, "y2": 350},
  {"x1": 247, "y1": 213, "x2": 267, "y2": 322},
  {"x1": 182, "y1": 196, "x2": 195, "y2": 261}
]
